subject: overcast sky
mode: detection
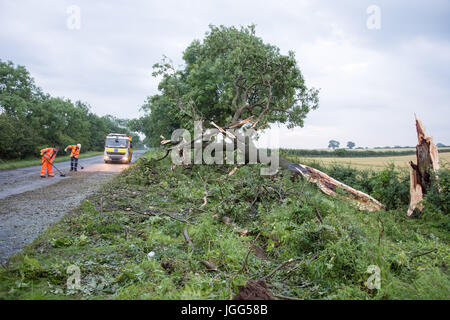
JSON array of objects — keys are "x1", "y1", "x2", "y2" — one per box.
[{"x1": 1, "y1": 0, "x2": 449, "y2": 148}]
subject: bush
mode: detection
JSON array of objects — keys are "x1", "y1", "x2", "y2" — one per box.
[
  {"x1": 424, "y1": 165, "x2": 450, "y2": 214},
  {"x1": 369, "y1": 164, "x2": 410, "y2": 210}
]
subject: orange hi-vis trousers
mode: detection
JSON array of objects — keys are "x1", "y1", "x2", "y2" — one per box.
[
  {"x1": 41, "y1": 159, "x2": 54, "y2": 177},
  {"x1": 40, "y1": 148, "x2": 56, "y2": 177}
]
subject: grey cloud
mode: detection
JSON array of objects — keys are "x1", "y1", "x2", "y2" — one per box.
[{"x1": 0, "y1": 0, "x2": 448, "y2": 146}]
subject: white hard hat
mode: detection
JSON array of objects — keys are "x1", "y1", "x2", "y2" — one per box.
[{"x1": 77, "y1": 144, "x2": 81, "y2": 148}]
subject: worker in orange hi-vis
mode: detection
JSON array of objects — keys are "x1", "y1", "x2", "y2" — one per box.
[
  {"x1": 65, "y1": 143, "x2": 81, "y2": 171},
  {"x1": 40, "y1": 146, "x2": 59, "y2": 178}
]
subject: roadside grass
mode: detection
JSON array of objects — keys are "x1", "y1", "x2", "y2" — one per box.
[
  {"x1": 0, "y1": 152, "x2": 104, "y2": 170},
  {"x1": 0, "y1": 149, "x2": 448, "y2": 300}
]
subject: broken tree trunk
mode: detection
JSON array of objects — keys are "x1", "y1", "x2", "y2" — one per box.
[
  {"x1": 279, "y1": 158, "x2": 383, "y2": 212},
  {"x1": 407, "y1": 115, "x2": 440, "y2": 216},
  {"x1": 236, "y1": 142, "x2": 383, "y2": 211},
  {"x1": 159, "y1": 121, "x2": 384, "y2": 212}
]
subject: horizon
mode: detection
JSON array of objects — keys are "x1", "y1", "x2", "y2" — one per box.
[{"x1": 1, "y1": 0, "x2": 449, "y2": 149}]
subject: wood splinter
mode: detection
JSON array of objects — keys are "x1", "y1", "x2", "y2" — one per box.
[
  {"x1": 280, "y1": 158, "x2": 383, "y2": 212},
  {"x1": 407, "y1": 115, "x2": 440, "y2": 217}
]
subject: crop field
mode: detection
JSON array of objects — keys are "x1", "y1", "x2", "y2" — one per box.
[{"x1": 284, "y1": 150, "x2": 450, "y2": 171}]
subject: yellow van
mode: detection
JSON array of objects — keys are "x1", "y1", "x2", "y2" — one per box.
[{"x1": 104, "y1": 133, "x2": 133, "y2": 163}]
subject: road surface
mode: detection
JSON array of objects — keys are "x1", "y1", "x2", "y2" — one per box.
[{"x1": 0, "y1": 150, "x2": 147, "y2": 264}]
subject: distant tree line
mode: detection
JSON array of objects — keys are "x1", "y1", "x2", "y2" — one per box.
[
  {"x1": 328, "y1": 140, "x2": 340, "y2": 149},
  {"x1": 281, "y1": 148, "x2": 450, "y2": 158},
  {"x1": 328, "y1": 139, "x2": 448, "y2": 151},
  {"x1": 328, "y1": 140, "x2": 356, "y2": 149},
  {"x1": 0, "y1": 60, "x2": 142, "y2": 159}
]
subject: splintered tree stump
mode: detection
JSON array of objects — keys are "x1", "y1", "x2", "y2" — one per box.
[{"x1": 407, "y1": 115, "x2": 440, "y2": 216}]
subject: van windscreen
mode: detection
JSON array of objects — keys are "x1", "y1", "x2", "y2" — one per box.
[{"x1": 106, "y1": 138, "x2": 128, "y2": 148}]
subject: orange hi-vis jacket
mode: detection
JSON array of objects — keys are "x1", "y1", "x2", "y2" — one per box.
[
  {"x1": 40, "y1": 148, "x2": 57, "y2": 177},
  {"x1": 40, "y1": 148, "x2": 57, "y2": 163},
  {"x1": 66, "y1": 145, "x2": 80, "y2": 158}
]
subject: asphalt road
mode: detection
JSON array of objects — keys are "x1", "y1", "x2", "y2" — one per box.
[
  {"x1": 0, "y1": 150, "x2": 147, "y2": 263},
  {"x1": 0, "y1": 150, "x2": 146, "y2": 200}
]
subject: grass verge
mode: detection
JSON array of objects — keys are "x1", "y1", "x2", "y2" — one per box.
[
  {"x1": 0, "y1": 152, "x2": 104, "y2": 170},
  {"x1": 0, "y1": 149, "x2": 448, "y2": 299}
]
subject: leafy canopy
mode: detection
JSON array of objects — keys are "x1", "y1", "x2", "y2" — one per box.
[
  {"x1": 0, "y1": 60, "x2": 141, "y2": 158},
  {"x1": 328, "y1": 140, "x2": 340, "y2": 149},
  {"x1": 140, "y1": 25, "x2": 319, "y2": 145}
]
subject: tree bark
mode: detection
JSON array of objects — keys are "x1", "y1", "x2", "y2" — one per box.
[
  {"x1": 407, "y1": 115, "x2": 440, "y2": 216},
  {"x1": 279, "y1": 157, "x2": 383, "y2": 212}
]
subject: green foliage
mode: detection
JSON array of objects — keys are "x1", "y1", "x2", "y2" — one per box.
[
  {"x1": 388, "y1": 268, "x2": 450, "y2": 300},
  {"x1": 294, "y1": 161, "x2": 410, "y2": 211},
  {"x1": 138, "y1": 95, "x2": 184, "y2": 147},
  {"x1": 0, "y1": 113, "x2": 43, "y2": 158},
  {"x1": 0, "y1": 149, "x2": 448, "y2": 300},
  {"x1": 136, "y1": 25, "x2": 319, "y2": 145},
  {"x1": 419, "y1": 165, "x2": 450, "y2": 233},
  {"x1": 328, "y1": 140, "x2": 340, "y2": 149},
  {"x1": 371, "y1": 166, "x2": 410, "y2": 210},
  {"x1": 424, "y1": 165, "x2": 450, "y2": 214},
  {"x1": 0, "y1": 60, "x2": 141, "y2": 159}
]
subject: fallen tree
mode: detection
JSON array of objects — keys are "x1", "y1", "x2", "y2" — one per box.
[
  {"x1": 157, "y1": 120, "x2": 383, "y2": 212},
  {"x1": 142, "y1": 25, "x2": 383, "y2": 211},
  {"x1": 279, "y1": 159, "x2": 383, "y2": 211},
  {"x1": 407, "y1": 115, "x2": 440, "y2": 216}
]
